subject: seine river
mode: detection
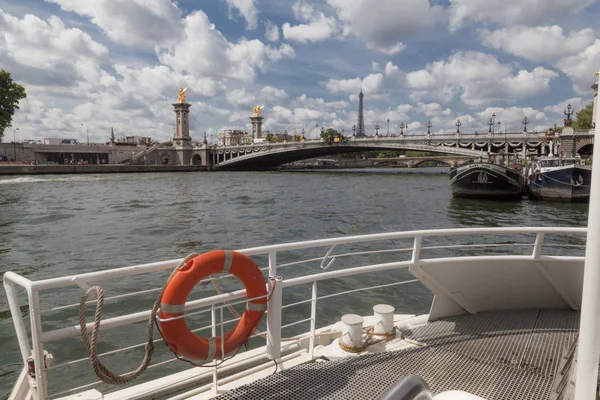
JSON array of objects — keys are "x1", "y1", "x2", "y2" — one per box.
[{"x1": 0, "y1": 168, "x2": 589, "y2": 398}]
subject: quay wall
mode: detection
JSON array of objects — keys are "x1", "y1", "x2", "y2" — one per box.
[{"x1": 0, "y1": 164, "x2": 212, "y2": 175}]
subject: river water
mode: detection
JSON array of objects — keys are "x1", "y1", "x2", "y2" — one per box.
[{"x1": 0, "y1": 168, "x2": 590, "y2": 398}]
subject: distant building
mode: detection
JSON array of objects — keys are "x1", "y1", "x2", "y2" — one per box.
[
  {"x1": 44, "y1": 138, "x2": 78, "y2": 145},
  {"x1": 264, "y1": 130, "x2": 293, "y2": 142},
  {"x1": 218, "y1": 129, "x2": 252, "y2": 146},
  {"x1": 114, "y1": 136, "x2": 152, "y2": 146}
]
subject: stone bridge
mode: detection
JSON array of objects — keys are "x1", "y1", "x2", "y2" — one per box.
[{"x1": 209, "y1": 133, "x2": 560, "y2": 170}]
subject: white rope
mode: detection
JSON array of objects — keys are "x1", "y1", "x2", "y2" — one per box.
[{"x1": 78, "y1": 253, "x2": 199, "y2": 385}]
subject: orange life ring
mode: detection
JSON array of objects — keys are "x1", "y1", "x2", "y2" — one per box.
[{"x1": 158, "y1": 250, "x2": 267, "y2": 361}]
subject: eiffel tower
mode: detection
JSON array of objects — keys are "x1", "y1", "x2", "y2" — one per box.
[{"x1": 356, "y1": 89, "x2": 365, "y2": 137}]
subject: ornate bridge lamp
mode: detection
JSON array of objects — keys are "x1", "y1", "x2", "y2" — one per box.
[
  {"x1": 455, "y1": 119, "x2": 462, "y2": 135},
  {"x1": 492, "y1": 112, "x2": 496, "y2": 134},
  {"x1": 426, "y1": 121, "x2": 432, "y2": 137},
  {"x1": 488, "y1": 117, "x2": 494, "y2": 135},
  {"x1": 375, "y1": 122, "x2": 380, "y2": 137},
  {"x1": 497, "y1": 121, "x2": 501, "y2": 136},
  {"x1": 399, "y1": 122, "x2": 405, "y2": 137},
  {"x1": 522, "y1": 117, "x2": 529, "y2": 133},
  {"x1": 564, "y1": 104, "x2": 574, "y2": 127}
]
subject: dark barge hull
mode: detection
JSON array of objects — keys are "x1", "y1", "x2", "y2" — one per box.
[
  {"x1": 450, "y1": 163, "x2": 525, "y2": 200},
  {"x1": 528, "y1": 165, "x2": 591, "y2": 202}
]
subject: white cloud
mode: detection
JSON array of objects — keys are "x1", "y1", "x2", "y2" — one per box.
[
  {"x1": 0, "y1": 10, "x2": 108, "y2": 69},
  {"x1": 260, "y1": 86, "x2": 289, "y2": 101},
  {"x1": 556, "y1": 40, "x2": 600, "y2": 94},
  {"x1": 225, "y1": 86, "x2": 288, "y2": 108},
  {"x1": 45, "y1": 0, "x2": 183, "y2": 46},
  {"x1": 323, "y1": 73, "x2": 384, "y2": 95},
  {"x1": 264, "y1": 20, "x2": 280, "y2": 42},
  {"x1": 157, "y1": 11, "x2": 295, "y2": 82},
  {"x1": 406, "y1": 121, "x2": 421, "y2": 132},
  {"x1": 543, "y1": 98, "x2": 586, "y2": 115},
  {"x1": 371, "y1": 62, "x2": 380, "y2": 72},
  {"x1": 384, "y1": 61, "x2": 405, "y2": 84},
  {"x1": 481, "y1": 26, "x2": 596, "y2": 62},
  {"x1": 293, "y1": 95, "x2": 349, "y2": 110},
  {"x1": 476, "y1": 107, "x2": 547, "y2": 131},
  {"x1": 263, "y1": 105, "x2": 337, "y2": 131},
  {"x1": 195, "y1": 101, "x2": 230, "y2": 116},
  {"x1": 417, "y1": 102, "x2": 452, "y2": 117},
  {"x1": 449, "y1": 0, "x2": 596, "y2": 31},
  {"x1": 406, "y1": 51, "x2": 559, "y2": 107},
  {"x1": 326, "y1": 0, "x2": 443, "y2": 54},
  {"x1": 282, "y1": 2, "x2": 339, "y2": 43},
  {"x1": 224, "y1": 0, "x2": 258, "y2": 29},
  {"x1": 226, "y1": 88, "x2": 256, "y2": 107},
  {"x1": 114, "y1": 64, "x2": 219, "y2": 100}
]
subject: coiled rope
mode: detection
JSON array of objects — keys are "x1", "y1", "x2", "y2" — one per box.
[{"x1": 78, "y1": 253, "x2": 199, "y2": 385}]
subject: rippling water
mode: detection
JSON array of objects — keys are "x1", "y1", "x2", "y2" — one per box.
[{"x1": 0, "y1": 169, "x2": 589, "y2": 398}]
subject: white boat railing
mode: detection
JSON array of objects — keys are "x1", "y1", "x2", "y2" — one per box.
[{"x1": 3, "y1": 227, "x2": 587, "y2": 400}]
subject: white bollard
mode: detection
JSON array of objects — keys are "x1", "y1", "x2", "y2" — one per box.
[
  {"x1": 373, "y1": 304, "x2": 395, "y2": 335},
  {"x1": 340, "y1": 314, "x2": 364, "y2": 349}
]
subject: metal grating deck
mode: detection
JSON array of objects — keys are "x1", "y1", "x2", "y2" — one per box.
[{"x1": 216, "y1": 310, "x2": 579, "y2": 400}]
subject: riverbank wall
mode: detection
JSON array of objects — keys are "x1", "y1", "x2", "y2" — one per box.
[{"x1": 0, "y1": 164, "x2": 212, "y2": 175}]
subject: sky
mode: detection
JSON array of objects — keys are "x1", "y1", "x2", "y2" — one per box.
[{"x1": 1, "y1": 0, "x2": 600, "y2": 143}]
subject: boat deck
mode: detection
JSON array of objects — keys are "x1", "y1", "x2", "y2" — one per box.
[{"x1": 216, "y1": 309, "x2": 579, "y2": 400}]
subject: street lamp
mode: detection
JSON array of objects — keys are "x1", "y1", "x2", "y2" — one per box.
[
  {"x1": 522, "y1": 117, "x2": 529, "y2": 133},
  {"x1": 492, "y1": 112, "x2": 496, "y2": 134},
  {"x1": 13, "y1": 128, "x2": 19, "y2": 162},
  {"x1": 387, "y1": 118, "x2": 390, "y2": 136}
]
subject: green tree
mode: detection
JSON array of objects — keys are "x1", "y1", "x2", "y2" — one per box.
[
  {"x1": 0, "y1": 70, "x2": 27, "y2": 142},
  {"x1": 573, "y1": 102, "x2": 593, "y2": 130},
  {"x1": 320, "y1": 128, "x2": 347, "y2": 144}
]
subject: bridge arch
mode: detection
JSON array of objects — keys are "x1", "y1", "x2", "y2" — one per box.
[
  {"x1": 411, "y1": 158, "x2": 452, "y2": 167},
  {"x1": 192, "y1": 154, "x2": 202, "y2": 165},
  {"x1": 576, "y1": 137, "x2": 594, "y2": 157},
  {"x1": 160, "y1": 152, "x2": 171, "y2": 165},
  {"x1": 215, "y1": 141, "x2": 483, "y2": 170}
]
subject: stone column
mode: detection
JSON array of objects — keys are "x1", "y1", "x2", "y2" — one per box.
[
  {"x1": 173, "y1": 101, "x2": 193, "y2": 165},
  {"x1": 250, "y1": 116, "x2": 264, "y2": 139},
  {"x1": 593, "y1": 83, "x2": 598, "y2": 128}
]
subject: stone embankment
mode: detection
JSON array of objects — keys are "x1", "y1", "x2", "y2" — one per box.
[{"x1": 0, "y1": 164, "x2": 212, "y2": 175}]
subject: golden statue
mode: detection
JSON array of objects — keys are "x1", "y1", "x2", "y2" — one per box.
[
  {"x1": 177, "y1": 87, "x2": 187, "y2": 103},
  {"x1": 253, "y1": 105, "x2": 264, "y2": 117}
]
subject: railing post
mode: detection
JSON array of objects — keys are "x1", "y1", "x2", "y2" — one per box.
[
  {"x1": 29, "y1": 289, "x2": 48, "y2": 400},
  {"x1": 266, "y1": 252, "x2": 282, "y2": 360},
  {"x1": 4, "y1": 280, "x2": 31, "y2": 364},
  {"x1": 412, "y1": 236, "x2": 422, "y2": 264},
  {"x1": 532, "y1": 233, "x2": 545, "y2": 260},
  {"x1": 211, "y1": 305, "x2": 218, "y2": 395},
  {"x1": 309, "y1": 282, "x2": 317, "y2": 359},
  {"x1": 575, "y1": 73, "x2": 600, "y2": 399}
]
